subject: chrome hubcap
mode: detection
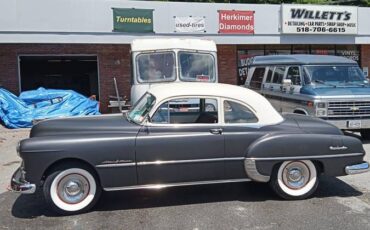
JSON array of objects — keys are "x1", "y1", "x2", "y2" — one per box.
[
  {"x1": 282, "y1": 162, "x2": 310, "y2": 190},
  {"x1": 57, "y1": 174, "x2": 89, "y2": 204}
]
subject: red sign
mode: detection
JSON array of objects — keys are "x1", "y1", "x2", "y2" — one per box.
[{"x1": 218, "y1": 10, "x2": 254, "y2": 34}]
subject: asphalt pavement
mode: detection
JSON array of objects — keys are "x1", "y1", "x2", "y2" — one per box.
[{"x1": 0, "y1": 126, "x2": 369, "y2": 230}]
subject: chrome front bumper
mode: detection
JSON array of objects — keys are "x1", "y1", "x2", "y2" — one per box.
[
  {"x1": 324, "y1": 119, "x2": 370, "y2": 130},
  {"x1": 345, "y1": 162, "x2": 370, "y2": 175},
  {"x1": 10, "y1": 167, "x2": 36, "y2": 194}
]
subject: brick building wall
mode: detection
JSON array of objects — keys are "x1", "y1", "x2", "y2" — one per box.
[
  {"x1": 361, "y1": 45, "x2": 370, "y2": 76},
  {"x1": 217, "y1": 45, "x2": 237, "y2": 85},
  {"x1": 0, "y1": 44, "x2": 131, "y2": 113}
]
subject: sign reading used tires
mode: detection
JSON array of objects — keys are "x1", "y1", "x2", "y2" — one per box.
[
  {"x1": 174, "y1": 16, "x2": 206, "y2": 33},
  {"x1": 113, "y1": 8, "x2": 153, "y2": 33},
  {"x1": 218, "y1": 10, "x2": 254, "y2": 34},
  {"x1": 281, "y1": 5, "x2": 357, "y2": 35}
]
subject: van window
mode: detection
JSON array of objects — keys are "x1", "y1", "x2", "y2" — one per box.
[
  {"x1": 272, "y1": 67, "x2": 285, "y2": 84},
  {"x1": 137, "y1": 52, "x2": 176, "y2": 83},
  {"x1": 179, "y1": 52, "x2": 216, "y2": 82},
  {"x1": 286, "y1": 67, "x2": 301, "y2": 85},
  {"x1": 250, "y1": 67, "x2": 265, "y2": 89},
  {"x1": 265, "y1": 67, "x2": 274, "y2": 83}
]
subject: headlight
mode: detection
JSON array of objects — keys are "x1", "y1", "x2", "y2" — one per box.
[
  {"x1": 16, "y1": 141, "x2": 20, "y2": 157},
  {"x1": 316, "y1": 109, "x2": 327, "y2": 117},
  {"x1": 316, "y1": 102, "x2": 327, "y2": 108}
]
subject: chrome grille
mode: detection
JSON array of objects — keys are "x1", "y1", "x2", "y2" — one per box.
[{"x1": 328, "y1": 101, "x2": 370, "y2": 117}]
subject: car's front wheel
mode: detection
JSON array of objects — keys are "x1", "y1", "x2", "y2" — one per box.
[
  {"x1": 43, "y1": 163, "x2": 101, "y2": 215},
  {"x1": 269, "y1": 160, "x2": 318, "y2": 200}
]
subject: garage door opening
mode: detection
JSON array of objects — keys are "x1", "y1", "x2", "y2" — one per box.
[{"x1": 19, "y1": 56, "x2": 99, "y2": 100}]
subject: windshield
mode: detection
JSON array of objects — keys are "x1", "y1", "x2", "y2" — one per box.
[
  {"x1": 179, "y1": 52, "x2": 216, "y2": 82},
  {"x1": 137, "y1": 52, "x2": 176, "y2": 83},
  {"x1": 127, "y1": 93, "x2": 156, "y2": 124},
  {"x1": 304, "y1": 65, "x2": 367, "y2": 86}
]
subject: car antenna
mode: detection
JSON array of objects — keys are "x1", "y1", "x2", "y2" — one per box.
[{"x1": 113, "y1": 77, "x2": 122, "y2": 113}]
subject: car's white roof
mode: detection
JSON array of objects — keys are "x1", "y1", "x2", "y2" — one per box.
[
  {"x1": 148, "y1": 83, "x2": 283, "y2": 126},
  {"x1": 131, "y1": 38, "x2": 217, "y2": 52}
]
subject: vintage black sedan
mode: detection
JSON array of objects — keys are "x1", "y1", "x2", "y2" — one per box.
[{"x1": 11, "y1": 83, "x2": 369, "y2": 215}]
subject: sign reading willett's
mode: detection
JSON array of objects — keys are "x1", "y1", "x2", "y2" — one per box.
[
  {"x1": 113, "y1": 8, "x2": 153, "y2": 33},
  {"x1": 282, "y1": 5, "x2": 357, "y2": 35},
  {"x1": 174, "y1": 16, "x2": 206, "y2": 33},
  {"x1": 218, "y1": 10, "x2": 254, "y2": 34}
]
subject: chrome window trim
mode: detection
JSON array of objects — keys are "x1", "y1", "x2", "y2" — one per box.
[{"x1": 103, "y1": 178, "x2": 251, "y2": 191}]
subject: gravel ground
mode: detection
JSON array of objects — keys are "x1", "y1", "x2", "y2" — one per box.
[{"x1": 0, "y1": 125, "x2": 369, "y2": 229}]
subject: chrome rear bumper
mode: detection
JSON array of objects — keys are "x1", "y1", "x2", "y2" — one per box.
[
  {"x1": 9, "y1": 167, "x2": 36, "y2": 194},
  {"x1": 345, "y1": 162, "x2": 370, "y2": 175}
]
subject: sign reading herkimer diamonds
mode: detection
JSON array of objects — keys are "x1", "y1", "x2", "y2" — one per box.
[
  {"x1": 218, "y1": 10, "x2": 254, "y2": 34},
  {"x1": 175, "y1": 16, "x2": 206, "y2": 33},
  {"x1": 282, "y1": 5, "x2": 357, "y2": 35},
  {"x1": 113, "y1": 8, "x2": 153, "y2": 33}
]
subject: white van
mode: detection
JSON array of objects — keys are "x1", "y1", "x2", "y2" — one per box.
[{"x1": 130, "y1": 38, "x2": 218, "y2": 105}]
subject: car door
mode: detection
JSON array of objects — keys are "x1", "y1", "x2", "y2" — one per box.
[
  {"x1": 221, "y1": 99, "x2": 267, "y2": 179},
  {"x1": 135, "y1": 97, "x2": 225, "y2": 185}
]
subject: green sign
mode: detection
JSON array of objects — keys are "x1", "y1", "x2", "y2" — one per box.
[{"x1": 113, "y1": 8, "x2": 153, "y2": 33}]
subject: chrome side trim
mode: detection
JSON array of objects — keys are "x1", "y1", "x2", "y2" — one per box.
[
  {"x1": 248, "y1": 152, "x2": 363, "y2": 161},
  {"x1": 345, "y1": 162, "x2": 370, "y2": 175},
  {"x1": 244, "y1": 159, "x2": 270, "y2": 182},
  {"x1": 137, "y1": 157, "x2": 244, "y2": 166},
  {"x1": 96, "y1": 162, "x2": 136, "y2": 168},
  {"x1": 103, "y1": 178, "x2": 251, "y2": 191}
]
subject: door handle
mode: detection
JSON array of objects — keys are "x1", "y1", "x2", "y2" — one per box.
[{"x1": 210, "y1": 128, "x2": 223, "y2": 135}]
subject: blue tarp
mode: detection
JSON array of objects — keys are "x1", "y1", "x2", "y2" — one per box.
[{"x1": 0, "y1": 87, "x2": 100, "y2": 128}]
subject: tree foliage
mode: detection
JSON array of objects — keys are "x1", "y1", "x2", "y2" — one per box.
[{"x1": 154, "y1": 0, "x2": 369, "y2": 6}]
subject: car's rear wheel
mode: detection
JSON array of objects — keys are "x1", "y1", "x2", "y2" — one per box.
[
  {"x1": 269, "y1": 160, "x2": 318, "y2": 200},
  {"x1": 43, "y1": 163, "x2": 101, "y2": 215},
  {"x1": 360, "y1": 129, "x2": 370, "y2": 140}
]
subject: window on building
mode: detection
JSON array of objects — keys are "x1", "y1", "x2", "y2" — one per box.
[
  {"x1": 310, "y1": 45, "x2": 335, "y2": 55},
  {"x1": 336, "y1": 45, "x2": 360, "y2": 63},
  {"x1": 265, "y1": 45, "x2": 291, "y2": 55},
  {"x1": 237, "y1": 48, "x2": 264, "y2": 85},
  {"x1": 292, "y1": 45, "x2": 309, "y2": 54}
]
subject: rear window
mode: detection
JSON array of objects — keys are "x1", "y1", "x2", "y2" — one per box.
[{"x1": 250, "y1": 67, "x2": 265, "y2": 89}]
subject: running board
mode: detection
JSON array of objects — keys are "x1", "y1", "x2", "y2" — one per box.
[{"x1": 103, "y1": 178, "x2": 251, "y2": 191}]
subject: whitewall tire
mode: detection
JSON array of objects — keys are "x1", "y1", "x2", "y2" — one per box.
[
  {"x1": 269, "y1": 160, "x2": 319, "y2": 200},
  {"x1": 43, "y1": 164, "x2": 101, "y2": 215}
]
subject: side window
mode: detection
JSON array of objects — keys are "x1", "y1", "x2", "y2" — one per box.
[
  {"x1": 151, "y1": 98, "x2": 218, "y2": 124},
  {"x1": 265, "y1": 67, "x2": 274, "y2": 83},
  {"x1": 224, "y1": 100, "x2": 258, "y2": 124},
  {"x1": 250, "y1": 67, "x2": 265, "y2": 89},
  {"x1": 272, "y1": 67, "x2": 285, "y2": 84},
  {"x1": 286, "y1": 66, "x2": 301, "y2": 85}
]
